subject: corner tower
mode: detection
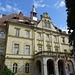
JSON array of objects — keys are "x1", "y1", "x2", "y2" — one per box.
[{"x1": 31, "y1": 5, "x2": 37, "y2": 22}]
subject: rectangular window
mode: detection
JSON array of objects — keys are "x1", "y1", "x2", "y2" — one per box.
[
  {"x1": 0, "y1": 32, "x2": 5, "y2": 38},
  {"x1": 16, "y1": 30, "x2": 19, "y2": 37},
  {"x1": 44, "y1": 23, "x2": 46, "y2": 27},
  {"x1": 55, "y1": 49, "x2": 58, "y2": 52},
  {"x1": 64, "y1": 50, "x2": 67, "y2": 52},
  {"x1": 54, "y1": 36, "x2": 57, "y2": 42},
  {"x1": 14, "y1": 44, "x2": 19, "y2": 54},
  {"x1": 25, "y1": 45, "x2": 30, "y2": 55},
  {"x1": 38, "y1": 46, "x2": 42, "y2": 51},
  {"x1": 38, "y1": 33, "x2": 41, "y2": 40},
  {"x1": 62, "y1": 37, "x2": 65, "y2": 43},
  {"x1": 47, "y1": 24, "x2": 50, "y2": 28},
  {"x1": 26, "y1": 31, "x2": 30, "y2": 38},
  {"x1": 47, "y1": 34, "x2": 49, "y2": 41},
  {"x1": 47, "y1": 47, "x2": 51, "y2": 51}
]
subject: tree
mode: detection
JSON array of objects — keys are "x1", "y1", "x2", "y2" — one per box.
[
  {"x1": 65, "y1": 0, "x2": 75, "y2": 60},
  {"x1": 0, "y1": 65, "x2": 15, "y2": 75}
]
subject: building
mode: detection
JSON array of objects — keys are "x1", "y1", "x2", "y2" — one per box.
[{"x1": 0, "y1": 5, "x2": 75, "y2": 75}]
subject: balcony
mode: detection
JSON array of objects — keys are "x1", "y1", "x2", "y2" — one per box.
[{"x1": 34, "y1": 51, "x2": 71, "y2": 57}]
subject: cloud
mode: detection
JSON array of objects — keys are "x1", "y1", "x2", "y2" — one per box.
[
  {"x1": 33, "y1": 0, "x2": 49, "y2": 8},
  {"x1": 0, "y1": 2, "x2": 1, "y2": 5},
  {"x1": 0, "y1": 2, "x2": 21, "y2": 13},
  {"x1": 53, "y1": 0, "x2": 65, "y2": 8},
  {"x1": 13, "y1": 7, "x2": 21, "y2": 13},
  {"x1": 57, "y1": 1, "x2": 65, "y2": 8},
  {"x1": 59, "y1": 26, "x2": 68, "y2": 34}
]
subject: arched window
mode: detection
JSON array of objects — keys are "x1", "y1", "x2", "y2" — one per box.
[
  {"x1": 25, "y1": 63, "x2": 29, "y2": 73},
  {"x1": 0, "y1": 31, "x2": 5, "y2": 38},
  {"x1": 13, "y1": 63, "x2": 17, "y2": 73}
]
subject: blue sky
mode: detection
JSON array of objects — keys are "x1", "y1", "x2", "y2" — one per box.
[{"x1": 0, "y1": 0, "x2": 68, "y2": 31}]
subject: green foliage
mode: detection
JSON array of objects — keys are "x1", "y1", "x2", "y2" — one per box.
[
  {"x1": 65, "y1": 0, "x2": 75, "y2": 57},
  {"x1": 0, "y1": 65, "x2": 15, "y2": 75}
]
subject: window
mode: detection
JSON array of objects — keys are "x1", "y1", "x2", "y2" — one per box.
[
  {"x1": 0, "y1": 51, "x2": 3, "y2": 56},
  {"x1": 38, "y1": 33, "x2": 41, "y2": 40},
  {"x1": 55, "y1": 49, "x2": 58, "y2": 52},
  {"x1": 47, "y1": 24, "x2": 50, "y2": 28},
  {"x1": 13, "y1": 63, "x2": 17, "y2": 73},
  {"x1": 26, "y1": 31, "x2": 30, "y2": 38},
  {"x1": 25, "y1": 45, "x2": 30, "y2": 55},
  {"x1": 47, "y1": 34, "x2": 49, "y2": 41},
  {"x1": 14, "y1": 44, "x2": 19, "y2": 54},
  {"x1": 44, "y1": 23, "x2": 46, "y2": 27},
  {"x1": 16, "y1": 30, "x2": 19, "y2": 36},
  {"x1": 54, "y1": 36, "x2": 57, "y2": 42},
  {"x1": 25, "y1": 63, "x2": 29, "y2": 73},
  {"x1": 62, "y1": 37, "x2": 65, "y2": 43},
  {"x1": 64, "y1": 50, "x2": 67, "y2": 52},
  {"x1": 38, "y1": 46, "x2": 42, "y2": 51},
  {"x1": 47, "y1": 47, "x2": 51, "y2": 51},
  {"x1": 0, "y1": 31, "x2": 5, "y2": 38}
]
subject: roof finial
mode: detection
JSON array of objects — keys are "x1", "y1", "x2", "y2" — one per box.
[{"x1": 32, "y1": 0, "x2": 36, "y2": 13}]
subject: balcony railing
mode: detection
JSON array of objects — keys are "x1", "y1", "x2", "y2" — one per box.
[{"x1": 34, "y1": 51, "x2": 71, "y2": 57}]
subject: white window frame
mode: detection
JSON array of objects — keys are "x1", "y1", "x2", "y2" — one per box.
[
  {"x1": 47, "y1": 47, "x2": 51, "y2": 51},
  {"x1": 62, "y1": 37, "x2": 65, "y2": 43},
  {"x1": 38, "y1": 46, "x2": 42, "y2": 51},
  {"x1": 47, "y1": 34, "x2": 49, "y2": 41},
  {"x1": 38, "y1": 33, "x2": 41, "y2": 40},
  {"x1": 13, "y1": 63, "x2": 17, "y2": 73},
  {"x1": 16, "y1": 30, "x2": 19, "y2": 36},
  {"x1": 54, "y1": 36, "x2": 57, "y2": 42},
  {"x1": 14, "y1": 44, "x2": 19, "y2": 54},
  {"x1": 25, "y1": 63, "x2": 29, "y2": 73},
  {"x1": 25, "y1": 45, "x2": 30, "y2": 55},
  {"x1": 26, "y1": 31, "x2": 30, "y2": 38}
]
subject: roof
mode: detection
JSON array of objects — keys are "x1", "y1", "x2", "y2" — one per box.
[{"x1": 0, "y1": 12, "x2": 40, "y2": 25}]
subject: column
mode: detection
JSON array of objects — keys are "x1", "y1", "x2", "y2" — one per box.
[
  {"x1": 55, "y1": 62, "x2": 59, "y2": 75},
  {"x1": 43, "y1": 58, "x2": 47, "y2": 75},
  {"x1": 43, "y1": 63, "x2": 47, "y2": 75}
]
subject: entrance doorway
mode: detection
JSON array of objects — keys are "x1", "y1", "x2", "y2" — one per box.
[
  {"x1": 47, "y1": 59, "x2": 55, "y2": 75},
  {"x1": 58, "y1": 60, "x2": 65, "y2": 75},
  {"x1": 35, "y1": 60, "x2": 41, "y2": 75}
]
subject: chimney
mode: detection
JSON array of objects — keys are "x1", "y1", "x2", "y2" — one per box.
[
  {"x1": 0, "y1": 13, "x2": 2, "y2": 18},
  {"x1": 3, "y1": 14, "x2": 6, "y2": 17}
]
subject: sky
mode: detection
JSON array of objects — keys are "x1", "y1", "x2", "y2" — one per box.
[{"x1": 0, "y1": 0, "x2": 68, "y2": 31}]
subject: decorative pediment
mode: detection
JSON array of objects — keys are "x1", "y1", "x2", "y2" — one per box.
[{"x1": 44, "y1": 12, "x2": 48, "y2": 17}]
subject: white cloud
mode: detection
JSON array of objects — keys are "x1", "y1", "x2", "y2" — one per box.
[
  {"x1": 0, "y1": 3, "x2": 21, "y2": 13},
  {"x1": 53, "y1": 1, "x2": 65, "y2": 8},
  {"x1": 59, "y1": 26, "x2": 68, "y2": 34},
  {"x1": 6, "y1": 4, "x2": 12, "y2": 12},
  {"x1": 33, "y1": 0, "x2": 49, "y2": 8},
  {"x1": 0, "y1": 7, "x2": 6, "y2": 12},
  {"x1": 13, "y1": 7, "x2": 21, "y2": 13},
  {"x1": 57, "y1": 1, "x2": 65, "y2": 8}
]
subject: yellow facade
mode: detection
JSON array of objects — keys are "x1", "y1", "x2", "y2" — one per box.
[{"x1": 0, "y1": 12, "x2": 74, "y2": 75}]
